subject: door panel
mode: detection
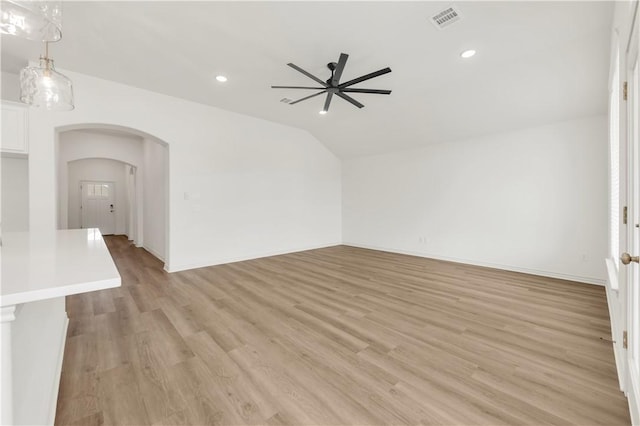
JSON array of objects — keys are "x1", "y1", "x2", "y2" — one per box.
[
  {"x1": 624, "y1": 3, "x2": 640, "y2": 423},
  {"x1": 631, "y1": 47, "x2": 639, "y2": 376},
  {"x1": 81, "y1": 181, "x2": 116, "y2": 235}
]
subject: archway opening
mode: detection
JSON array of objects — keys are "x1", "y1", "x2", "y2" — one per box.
[{"x1": 55, "y1": 124, "x2": 169, "y2": 267}]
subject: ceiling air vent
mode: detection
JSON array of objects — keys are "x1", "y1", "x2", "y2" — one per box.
[{"x1": 430, "y1": 6, "x2": 461, "y2": 29}]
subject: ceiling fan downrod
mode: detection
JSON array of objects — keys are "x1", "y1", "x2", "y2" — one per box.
[{"x1": 326, "y1": 62, "x2": 337, "y2": 85}]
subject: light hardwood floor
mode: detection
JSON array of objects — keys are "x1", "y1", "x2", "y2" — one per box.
[{"x1": 55, "y1": 236, "x2": 630, "y2": 425}]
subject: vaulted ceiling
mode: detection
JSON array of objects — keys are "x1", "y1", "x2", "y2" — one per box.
[{"x1": 1, "y1": 1, "x2": 613, "y2": 158}]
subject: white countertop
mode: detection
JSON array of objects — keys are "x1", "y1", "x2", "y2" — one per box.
[{"x1": 1, "y1": 229, "x2": 121, "y2": 307}]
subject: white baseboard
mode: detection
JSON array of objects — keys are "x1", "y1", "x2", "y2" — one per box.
[
  {"x1": 165, "y1": 241, "x2": 342, "y2": 273},
  {"x1": 343, "y1": 242, "x2": 606, "y2": 286},
  {"x1": 48, "y1": 315, "x2": 69, "y2": 425}
]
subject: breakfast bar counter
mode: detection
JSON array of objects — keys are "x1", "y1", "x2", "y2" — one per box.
[{"x1": 1, "y1": 228, "x2": 121, "y2": 425}]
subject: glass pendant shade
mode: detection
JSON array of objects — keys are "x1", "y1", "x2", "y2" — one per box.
[
  {"x1": 1, "y1": 0, "x2": 62, "y2": 42},
  {"x1": 20, "y1": 57, "x2": 74, "y2": 110}
]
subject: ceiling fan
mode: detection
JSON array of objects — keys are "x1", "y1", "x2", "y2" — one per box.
[{"x1": 271, "y1": 53, "x2": 392, "y2": 113}]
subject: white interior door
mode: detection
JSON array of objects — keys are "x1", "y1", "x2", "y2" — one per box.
[
  {"x1": 81, "y1": 181, "x2": 116, "y2": 235},
  {"x1": 623, "y1": 4, "x2": 640, "y2": 422}
]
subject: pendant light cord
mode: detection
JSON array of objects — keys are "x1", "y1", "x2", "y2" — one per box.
[{"x1": 43, "y1": 41, "x2": 51, "y2": 73}]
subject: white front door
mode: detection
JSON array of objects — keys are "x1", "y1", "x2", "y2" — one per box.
[
  {"x1": 623, "y1": 3, "x2": 640, "y2": 422},
  {"x1": 81, "y1": 181, "x2": 116, "y2": 235}
]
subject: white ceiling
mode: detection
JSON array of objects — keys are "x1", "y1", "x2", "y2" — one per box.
[{"x1": 1, "y1": 1, "x2": 613, "y2": 159}]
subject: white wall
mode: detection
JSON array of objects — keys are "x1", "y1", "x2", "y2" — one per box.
[
  {"x1": 14, "y1": 69, "x2": 341, "y2": 272},
  {"x1": 1, "y1": 71, "x2": 21, "y2": 102},
  {"x1": 67, "y1": 158, "x2": 128, "y2": 234},
  {"x1": 343, "y1": 115, "x2": 608, "y2": 284},
  {"x1": 1, "y1": 157, "x2": 29, "y2": 232},
  {"x1": 142, "y1": 138, "x2": 167, "y2": 260}
]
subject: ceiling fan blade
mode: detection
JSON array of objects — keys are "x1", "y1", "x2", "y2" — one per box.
[
  {"x1": 336, "y1": 92, "x2": 364, "y2": 109},
  {"x1": 287, "y1": 63, "x2": 328, "y2": 87},
  {"x1": 338, "y1": 67, "x2": 392, "y2": 89},
  {"x1": 341, "y1": 88, "x2": 392, "y2": 94},
  {"x1": 289, "y1": 90, "x2": 327, "y2": 105},
  {"x1": 323, "y1": 92, "x2": 334, "y2": 112},
  {"x1": 271, "y1": 85, "x2": 326, "y2": 90},
  {"x1": 331, "y1": 53, "x2": 349, "y2": 86}
]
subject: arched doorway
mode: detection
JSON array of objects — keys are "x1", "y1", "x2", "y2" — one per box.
[{"x1": 55, "y1": 124, "x2": 169, "y2": 267}]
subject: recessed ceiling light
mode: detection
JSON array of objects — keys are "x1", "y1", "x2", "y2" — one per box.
[
  {"x1": 216, "y1": 75, "x2": 228, "y2": 82},
  {"x1": 460, "y1": 49, "x2": 476, "y2": 59},
  {"x1": 319, "y1": 110, "x2": 328, "y2": 115}
]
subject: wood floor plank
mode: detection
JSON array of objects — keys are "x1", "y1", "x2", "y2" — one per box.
[
  {"x1": 97, "y1": 365, "x2": 150, "y2": 426},
  {"x1": 56, "y1": 237, "x2": 630, "y2": 425},
  {"x1": 184, "y1": 331, "x2": 276, "y2": 424}
]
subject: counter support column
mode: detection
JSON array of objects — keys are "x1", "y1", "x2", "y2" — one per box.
[{"x1": 1, "y1": 305, "x2": 16, "y2": 426}]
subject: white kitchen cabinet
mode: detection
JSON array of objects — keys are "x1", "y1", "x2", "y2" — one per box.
[{"x1": 1, "y1": 101, "x2": 28, "y2": 155}]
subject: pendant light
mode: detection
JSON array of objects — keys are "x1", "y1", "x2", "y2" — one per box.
[
  {"x1": 20, "y1": 41, "x2": 74, "y2": 110},
  {"x1": 0, "y1": 0, "x2": 62, "y2": 42}
]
